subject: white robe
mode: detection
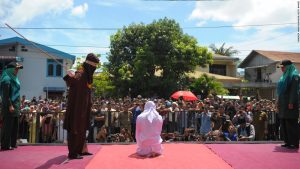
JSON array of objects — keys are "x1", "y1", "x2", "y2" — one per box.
[{"x1": 136, "y1": 101, "x2": 163, "y2": 156}]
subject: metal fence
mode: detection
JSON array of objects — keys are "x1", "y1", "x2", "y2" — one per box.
[{"x1": 1, "y1": 110, "x2": 283, "y2": 144}]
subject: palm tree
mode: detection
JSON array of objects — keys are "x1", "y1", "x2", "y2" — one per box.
[{"x1": 209, "y1": 43, "x2": 239, "y2": 57}]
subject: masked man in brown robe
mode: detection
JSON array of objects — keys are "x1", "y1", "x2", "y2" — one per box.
[{"x1": 63, "y1": 53, "x2": 99, "y2": 159}]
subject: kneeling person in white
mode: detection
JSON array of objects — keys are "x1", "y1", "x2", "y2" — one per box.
[{"x1": 136, "y1": 101, "x2": 163, "y2": 157}]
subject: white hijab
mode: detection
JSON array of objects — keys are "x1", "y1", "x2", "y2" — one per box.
[
  {"x1": 142, "y1": 101, "x2": 161, "y2": 123},
  {"x1": 136, "y1": 101, "x2": 163, "y2": 156}
]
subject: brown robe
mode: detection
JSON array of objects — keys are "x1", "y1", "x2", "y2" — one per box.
[{"x1": 63, "y1": 70, "x2": 92, "y2": 134}]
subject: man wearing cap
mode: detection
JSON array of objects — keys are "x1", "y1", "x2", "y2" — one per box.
[
  {"x1": 277, "y1": 60, "x2": 300, "y2": 149},
  {"x1": 63, "y1": 53, "x2": 99, "y2": 159},
  {"x1": 0, "y1": 62, "x2": 23, "y2": 150}
]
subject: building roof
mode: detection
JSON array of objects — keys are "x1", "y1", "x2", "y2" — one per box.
[
  {"x1": 213, "y1": 54, "x2": 239, "y2": 61},
  {"x1": 187, "y1": 70, "x2": 242, "y2": 83},
  {"x1": 0, "y1": 37, "x2": 76, "y2": 62},
  {"x1": 239, "y1": 50, "x2": 300, "y2": 68}
]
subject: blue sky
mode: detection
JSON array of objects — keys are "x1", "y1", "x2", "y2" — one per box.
[{"x1": 0, "y1": 0, "x2": 299, "y2": 64}]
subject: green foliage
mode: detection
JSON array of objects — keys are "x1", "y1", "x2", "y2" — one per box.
[
  {"x1": 71, "y1": 54, "x2": 111, "y2": 97},
  {"x1": 209, "y1": 43, "x2": 239, "y2": 57},
  {"x1": 107, "y1": 17, "x2": 213, "y2": 98},
  {"x1": 93, "y1": 66, "x2": 115, "y2": 97},
  {"x1": 189, "y1": 73, "x2": 228, "y2": 98}
]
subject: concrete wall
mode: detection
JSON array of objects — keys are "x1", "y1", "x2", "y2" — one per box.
[
  {"x1": 195, "y1": 59, "x2": 237, "y2": 77},
  {"x1": 213, "y1": 60, "x2": 237, "y2": 77},
  {"x1": 245, "y1": 54, "x2": 274, "y2": 67},
  {"x1": 245, "y1": 62, "x2": 300, "y2": 83}
]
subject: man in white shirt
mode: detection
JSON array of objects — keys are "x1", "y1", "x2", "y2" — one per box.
[{"x1": 136, "y1": 101, "x2": 163, "y2": 157}]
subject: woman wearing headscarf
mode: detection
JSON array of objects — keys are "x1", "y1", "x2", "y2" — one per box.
[
  {"x1": 136, "y1": 101, "x2": 163, "y2": 157},
  {"x1": 277, "y1": 60, "x2": 299, "y2": 149},
  {"x1": 0, "y1": 62, "x2": 23, "y2": 150}
]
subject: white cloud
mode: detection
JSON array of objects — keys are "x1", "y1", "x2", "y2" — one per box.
[
  {"x1": 32, "y1": 19, "x2": 111, "y2": 62},
  {"x1": 1, "y1": 0, "x2": 73, "y2": 26},
  {"x1": 189, "y1": 0, "x2": 296, "y2": 31},
  {"x1": 206, "y1": 29, "x2": 298, "y2": 63},
  {"x1": 93, "y1": 0, "x2": 164, "y2": 11},
  {"x1": 94, "y1": 0, "x2": 139, "y2": 7},
  {"x1": 233, "y1": 29, "x2": 298, "y2": 59},
  {"x1": 196, "y1": 21, "x2": 206, "y2": 27},
  {"x1": 190, "y1": 0, "x2": 300, "y2": 61},
  {"x1": 94, "y1": 0, "x2": 116, "y2": 7},
  {"x1": 0, "y1": 0, "x2": 15, "y2": 18},
  {"x1": 71, "y1": 3, "x2": 88, "y2": 18}
]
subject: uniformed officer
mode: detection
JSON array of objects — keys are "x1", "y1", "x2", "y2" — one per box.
[
  {"x1": 277, "y1": 60, "x2": 299, "y2": 149},
  {"x1": 1, "y1": 62, "x2": 23, "y2": 150}
]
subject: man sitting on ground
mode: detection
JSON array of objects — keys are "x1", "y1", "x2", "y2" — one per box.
[{"x1": 237, "y1": 117, "x2": 255, "y2": 141}]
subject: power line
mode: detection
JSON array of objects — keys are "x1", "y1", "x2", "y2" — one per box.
[
  {"x1": 47, "y1": 45, "x2": 109, "y2": 48},
  {"x1": 9, "y1": 30, "x2": 297, "y2": 49},
  {"x1": 5, "y1": 23, "x2": 68, "y2": 70},
  {"x1": 143, "y1": 0, "x2": 230, "y2": 1},
  {"x1": 1, "y1": 30, "x2": 295, "y2": 52},
  {"x1": 0, "y1": 22, "x2": 296, "y2": 30},
  {"x1": 236, "y1": 30, "x2": 296, "y2": 48},
  {"x1": 0, "y1": 27, "x2": 119, "y2": 30},
  {"x1": 0, "y1": 49, "x2": 109, "y2": 55},
  {"x1": 185, "y1": 22, "x2": 297, "y2": 29},
  {"x1": 0, "y1": 48, "x2": 292, "y2": 57},
  {"x1": 1, "y1": 42, "x2": 110, "y2": 49}
]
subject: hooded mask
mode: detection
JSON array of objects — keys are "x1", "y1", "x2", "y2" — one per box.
[{"x1": 83, "y1": 53, "x2": 99, "y2": 84}]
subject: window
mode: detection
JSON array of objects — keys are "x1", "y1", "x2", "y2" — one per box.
[
  {"x1": 48, "y1": 64, "x2": 54, "y2": 76},
  {"x1": 209, "y1": 64, "x2": 226, "y2": 76},
  {"x1": 47, "y1": 59, "x2": 63, "y2": 77},
  {"x1": 256, "y1": 68, "x2": 262, "y2": 82},
  {"x1": 56, "y1": 64, "x2": 62, "y2": 76}
]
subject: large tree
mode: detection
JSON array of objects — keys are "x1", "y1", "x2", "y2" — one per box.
[{"x1": 107, "y1": 18, "x2": 213, "y2": 98}]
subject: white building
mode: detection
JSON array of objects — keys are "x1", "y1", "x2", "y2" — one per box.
[
  {"x1": 0, "y1": 37, "x2": 75, "y2": 99},
  {"x1": 239, "y1": 50, "x2": 300, "y2": 99}
]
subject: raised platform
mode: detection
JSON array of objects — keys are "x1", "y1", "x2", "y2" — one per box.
[{"x1": 0, "y1": 143, "x2": 299, "y2": 169}]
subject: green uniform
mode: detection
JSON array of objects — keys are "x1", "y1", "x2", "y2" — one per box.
[
  {"x1": 1, "y1": 67, "x2": 21, "y2": 150},
  {"x1": 277, "y1": 63, "x2": 300, "y2": 148}
]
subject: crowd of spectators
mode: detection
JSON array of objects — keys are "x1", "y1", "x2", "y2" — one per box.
[{"x1": 0, "y1": 94, "x2": 282, "y2": 144}]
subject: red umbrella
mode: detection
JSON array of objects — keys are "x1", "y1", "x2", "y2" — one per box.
[{"x1": 171, "y1": 91, "x2": 198, "y2": 101}]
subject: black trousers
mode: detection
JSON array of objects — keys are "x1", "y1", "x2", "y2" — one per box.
[
  {"x1": 131, "y1": 123, "x2": 136, "y2": 142},
  {"x1": 1, "y1": 116, "x2": 18, "y2": 149},
  {"x1": 67, "y1": 131, "x2": 85, "y2": 156},
  {"x1": 280, "y1": 119, "x2": 299, "y2": 146}
]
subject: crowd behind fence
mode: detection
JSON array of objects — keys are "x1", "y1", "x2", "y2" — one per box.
[{"x1": 1, "y1": 95, "x2": 299, "y2": 144}]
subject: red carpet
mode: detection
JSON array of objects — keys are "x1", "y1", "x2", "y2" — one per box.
[
  {"x1": 0, "y1": 144, "x2": 299, "y2": 169},
  {"x1": 86, "y1": 144, "x2": 233, "y2": 169},
  {"x1": 207, "y1": 144, "x2": 300, "y2": 169},
  {"x1": 0, "y1": 145, "x2": 101, "y2": 169}
]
